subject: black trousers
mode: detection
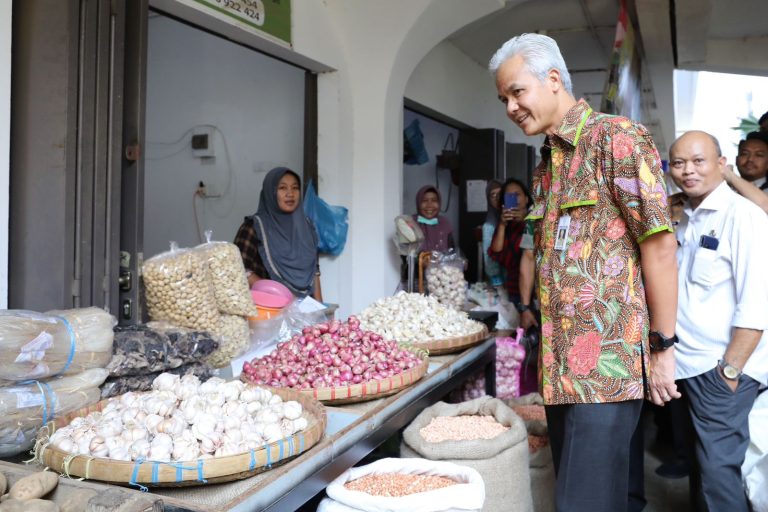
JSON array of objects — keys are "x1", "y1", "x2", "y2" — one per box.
[{"x1": 546, "y1": 400, "x2": 643, "y2": 512}]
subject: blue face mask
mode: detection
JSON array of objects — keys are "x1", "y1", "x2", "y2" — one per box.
[{"x1": 417, "y1": 215, "x2": 439, "y2": 225}]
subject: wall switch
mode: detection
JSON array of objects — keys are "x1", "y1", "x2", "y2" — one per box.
[{"x1": 191, "y1": 127, "x2": 215, "y2": 158}]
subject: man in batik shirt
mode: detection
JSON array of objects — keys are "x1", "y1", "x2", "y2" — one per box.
[{"x1": 489, "y1": 34, "x2": 680, "y2": 512}]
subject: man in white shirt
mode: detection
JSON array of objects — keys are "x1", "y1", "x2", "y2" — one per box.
[{"x1": 669, "y1": 130, "x2": 768, "y2": 512}]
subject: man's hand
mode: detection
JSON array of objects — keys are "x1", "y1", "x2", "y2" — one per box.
[
  {"x1": 648, "y1": 349, "x2": 681, "y2": 406},
  {"x1": 520, "y1": 309, "x2": 538, "y2": 329}
]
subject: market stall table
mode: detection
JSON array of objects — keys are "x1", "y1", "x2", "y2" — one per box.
[{"x1": 4, "y1": 337, "x2": 495, "y2": 512}]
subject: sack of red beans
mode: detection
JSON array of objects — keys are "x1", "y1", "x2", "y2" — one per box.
[{"x1": 318, "y1": 458, "x2": 485, "y2": 512}]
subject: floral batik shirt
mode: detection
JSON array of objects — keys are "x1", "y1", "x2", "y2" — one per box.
[{"x1": 526, "y1": 100, "x2": 672, "y2": 405}]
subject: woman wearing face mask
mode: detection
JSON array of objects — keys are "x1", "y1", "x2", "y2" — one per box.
[
  {"x1": 413, "y1": 185, "x2": 455, "y2": 253},
  {"x1": 488, "y1": 178, "x2": 532, "y2": 305},
  {"x1": 234, "y1": 167, "x2": 322, "y2": 300}
]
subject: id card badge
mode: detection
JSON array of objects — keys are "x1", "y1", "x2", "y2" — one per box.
[{"x1": 554, "y1": 214, "x2": 571, "y2": 251}]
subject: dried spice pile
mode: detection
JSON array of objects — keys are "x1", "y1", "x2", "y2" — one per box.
[
  {"x1": 420, "y1": 415, "x2": 509, "y2": 443},
  {"x1": 344, "y1": 473, "x2": 457, "y2": 496}
]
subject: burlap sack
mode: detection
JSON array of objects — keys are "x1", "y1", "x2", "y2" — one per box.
[
  {"x1": 503, "y1": 393, "x2": 547, "y2": 436},
  {"x1": 401, "y1": 396, "x2": 533, "y2": 512},
  {"x1": 504, "y1": 393, "x2": 555, "y2": 512}
]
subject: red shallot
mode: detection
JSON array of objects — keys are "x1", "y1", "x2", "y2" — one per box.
[{"x1": 241, "y1": 317, "x2": 423, "y2": 389}]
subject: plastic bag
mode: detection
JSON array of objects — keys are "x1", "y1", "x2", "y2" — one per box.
[
  {"x1": 0, "y1": 308, "x2": 115, "y2": 381},
  {"x1": 142, "y1": 242, "x2": 220, "y2": 331},
  {"x1": 108, "y1": 324, "x2": 218, "y2": 377},
  {"x1": 207, "y1": 314, "x2": 251, "y2": 368},
  {"x1": 319, "y1": 458, "x2": 485, "y2": 512},
  {"x1": 0, "y1": 368, "x2": 108, "y2": 419},
  {"x1": 425, "y1": 251, "x2": 467, "y2": 311},
  {"x1": 275, "y1": 298, "x2": 328, "y2": 343},
  {"x1": 0, "y1": 386, "x2": 102, "y2": 457},
  {"x1": 303, "y1": 181, "x2": 348, "y2": 256},
  {"x1": 193, "y1": 231, "x2": 256, "y2": 317},
  {"x1": 404, "y1": 118, "x2": 430, "y2": 166},
  {"x1": 496, "y1": 328, "x2": 526, "y2": 399}
]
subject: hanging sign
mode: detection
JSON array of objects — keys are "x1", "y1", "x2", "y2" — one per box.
[{"x1": 190, "y1": 0, "x2": 291, "y2": 46}]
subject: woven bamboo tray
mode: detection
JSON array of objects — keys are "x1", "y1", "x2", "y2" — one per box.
[
  {"x1": 299, "y1": 346, "x2": 430, "y2": 405},
  {"x1": 414, "y1": 325, "x2": 489, "y2": 355},
  {"x1": 33, "y1": 386, "x2": 326, "y2": 487}
]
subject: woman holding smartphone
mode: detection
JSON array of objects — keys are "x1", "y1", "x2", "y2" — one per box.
[{"x1": 488, "y1": 178, "x2": 532, "y2": 305}]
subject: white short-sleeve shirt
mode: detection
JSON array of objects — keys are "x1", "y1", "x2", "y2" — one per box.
[{"x1": 674, "y1": 181, "x2": 768, "y2": 385}]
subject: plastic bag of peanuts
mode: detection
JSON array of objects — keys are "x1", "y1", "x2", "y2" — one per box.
[
  {"x1": 142, "y1": 242, "x2": 221, "y2": 331},
  {"x1": 206, "y1": 314, "x2": 250, "y2": 368},
  {"x1": 425, "y1": 251, "x2": 467, "y2": 311},
  {"x1": 318, "y1": 458, "x2": 485, "y2": 512},
  {"x1": 193, "y1": 231, "x2": 257, "y2": 317}
]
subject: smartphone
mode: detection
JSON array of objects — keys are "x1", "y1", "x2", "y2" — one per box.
[{"x1": 504, "y1": 192, "x2": 518, "y2": 209}]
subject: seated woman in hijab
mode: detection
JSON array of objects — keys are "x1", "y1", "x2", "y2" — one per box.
[
  {"x1": 234, "y1": 167, "x2": 322, "y2": 301},
  {"x1": 414, "y1": 185, "x2": 455, "y2": 253}
]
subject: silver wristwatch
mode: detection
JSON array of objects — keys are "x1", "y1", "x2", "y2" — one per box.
[{"x1": 718, "y1": 359, "x2": 742, "y2": 381}]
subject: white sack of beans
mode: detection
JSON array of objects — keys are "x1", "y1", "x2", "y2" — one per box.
[
  {"x1": 426, "y1": 262, "x2": 467, "y2": 311},
  {"x1": 193, "y1": 234, "x2": 257, "y2": 317},
  {"x1": 401, "y1": 396, "x2": 532, "y2": 512},
  {"x1": 142, "y1": 243, "x2": 220, "y2": 332},
  {"x1": 358, "y1": 292, "x2": 484, "y2": 344},
  {"x1": 318, "y1": 457, "x2": 485, "y2": 512},
  {"x1": 46, "y1": 373, "x2": 309, "y2": 462}
]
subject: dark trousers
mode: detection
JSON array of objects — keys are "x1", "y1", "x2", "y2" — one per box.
[
  {"x1": 682, "y1": 368, "x2": 760, "y2": 512},
  {"x1": 546, "y1": 400, "x2": 643, "y2": 512}
]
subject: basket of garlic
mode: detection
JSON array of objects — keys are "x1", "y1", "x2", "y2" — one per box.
[
  {"x1": 241, "y1": 316, "x2": 430, "y2": 404},
  {"x1": 359, "y1": 292, "x2": 489, "y2": 355},
  {"x1": 33, "y1": 372, "x2": 326, "y2": 486}
]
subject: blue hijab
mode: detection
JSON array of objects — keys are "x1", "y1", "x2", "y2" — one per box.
[{"x1": 252, "y1": 168, "x2": 318, "y2": 296}]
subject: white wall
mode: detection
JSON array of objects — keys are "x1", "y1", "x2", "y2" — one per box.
[
  {"x1": 402, "y1": 110, "x2": 460, "y2": 248},
  {"x1": 308, "y1": 0, "x2": 507, "y2": 317},
  {"x1": 0, "y1": 0, "x2": 10, "y2": 308},
  {"x1": 404, "y1": 40, "x2": 544, "y2": 148},
  {"x1": 144, "y1": 14, "x2": 305, "y2": 259}
]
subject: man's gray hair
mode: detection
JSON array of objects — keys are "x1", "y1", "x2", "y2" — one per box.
[{"x1": 488, "y1": 33, "x2": 573, "y2": 95}]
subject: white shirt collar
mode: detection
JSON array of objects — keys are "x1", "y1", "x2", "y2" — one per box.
[
  {"x1": 752, "y1": 176, "x2": 767, "y2": 189},
  {"x1": 683, "y1": 180, "x2": 732, "y2": 216}
]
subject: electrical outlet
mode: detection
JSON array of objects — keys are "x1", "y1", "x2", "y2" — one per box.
[{"x1": 191, "y1": 127, "x2": 215, "y2": 158}]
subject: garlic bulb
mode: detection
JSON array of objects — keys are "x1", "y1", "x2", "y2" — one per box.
[
  {"x1": 282, "y1": 401, "x2": 302, "y2": 420},
  {"x1": 293, "y1": 417, "x2": 308, "y2": 432},
  {"x1": 109, "y1": 446, "x2": 131, "y2": 461},
  {"x1": 143, "y1": 414, "x2": 164, "y2": 434},
  {"x1": 263, "y1": 423, "x2": 283, "y2": 443},
  {"x1": 130, "y1": 438, "x2": 150, "y2": 459},
  {"x1": 43, "y1": 373, "x2": 309, "y2": 463},
  {"x1": 152, "y1": 372, "x2": 179, "y2": 392},
  {"x1": 199, "y1": 377, "x2": 225, "y2": 395}
]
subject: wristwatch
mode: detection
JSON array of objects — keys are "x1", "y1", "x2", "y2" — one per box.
[
  {"x1": 648, "y1": 331, "x2": 678, "y2": 352},
  {"x1": 514, "y1": 302, "x2": 531, "y2": 313},
  {"x1": 718, "y1": 359, "x2": 742, "y2": 380}
]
